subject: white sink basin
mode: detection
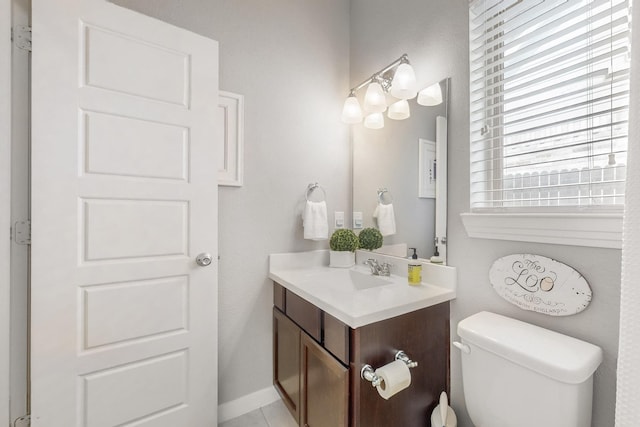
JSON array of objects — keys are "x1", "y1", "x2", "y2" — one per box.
[{"x1": 349, "y1": 269, "x2": 392, "y2": 290}]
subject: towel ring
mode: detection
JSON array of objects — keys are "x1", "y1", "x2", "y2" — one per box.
[
  {"x1": 306, "y1": 183, "x2": 326, "y2": 202},
  {"x1": 377, "y1": 188, "x2": 393, "y2": 205}
]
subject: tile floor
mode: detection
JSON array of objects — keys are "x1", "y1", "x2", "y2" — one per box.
[{"x1": 220, "y1": 399, "x2": 297, "y2": 427}]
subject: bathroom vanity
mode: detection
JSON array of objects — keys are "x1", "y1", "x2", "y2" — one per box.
[{"x1": 270, "y1": 250, "x2": 456, "y2": 427}]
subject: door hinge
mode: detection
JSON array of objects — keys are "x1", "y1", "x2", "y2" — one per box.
[
  {"x1": 12, "y1": 25, "x2": 32, "y2": 52},
  {"x1": 13, "y1": 414, "x2": 31, "y2": 427},
  {"x1": 13, "y1": 220, "x2": 31, "y2": 245}
]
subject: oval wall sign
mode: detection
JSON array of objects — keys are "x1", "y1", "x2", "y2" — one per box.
[{"x1": 489, "y1": 254, "x2": 592, "y2": 316}]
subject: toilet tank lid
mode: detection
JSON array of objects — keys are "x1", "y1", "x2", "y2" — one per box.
[{"x1": 457, "y1": 311, "x2": 603, "y2": 384}]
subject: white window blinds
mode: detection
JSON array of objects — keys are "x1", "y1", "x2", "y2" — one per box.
[{"x1": 469, "y1": 0, "x2": 631, "y2": 210}]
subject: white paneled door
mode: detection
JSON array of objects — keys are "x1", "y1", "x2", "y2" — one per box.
[{"x1": 30, "y1": 1, "x2": 219, "y2": 425}]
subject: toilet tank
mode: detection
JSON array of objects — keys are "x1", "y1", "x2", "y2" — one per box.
[{"x1": 457, "y1": 312, "x2": 603, "y2": 427}]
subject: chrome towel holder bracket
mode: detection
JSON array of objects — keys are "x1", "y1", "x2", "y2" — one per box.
[
  {"x1": 377, "y1": 188, "x2": 393, "y2": 205},
  {"x1": 305, "y1": 182, "x2": 326, "y2": 202},
  {"x1": 360, "y1": 350, "x2": 418, "y2": 387}
]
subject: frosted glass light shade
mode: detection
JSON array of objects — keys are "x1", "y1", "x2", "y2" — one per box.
[
  {"x1": 363, "y1": 82, "x2": 387, "y2": 113},
  {"x1": 364, "y1": 112, "x2": 384, "y2": 129},
  {"x1": 390, "y1": 63, "x2": 417, "y2": 99},
  {"x1": 417, "y1": 83, "x2": 443, "y2": 106},
  {"x1": 341, "y1": 95, "x2": 363, "y2": 124},
  {"x1": 388, "y1": 100, "x2": 411, "y2": 120}
]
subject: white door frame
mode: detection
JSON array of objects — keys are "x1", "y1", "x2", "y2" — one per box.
[
  {"x1": 1, "y1": 0, "x2": 13, "y2": 424},
  {"x1": 9, "y1": 0, "x2": 30, "y2": 424},
  {"x1": 4, "y1": 0, "x2": 31, "y2": 424}
]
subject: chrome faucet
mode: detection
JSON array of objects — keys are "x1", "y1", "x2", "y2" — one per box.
[
  {"x1": 365, "y1": 259, "x2": 379, "y2": 274},
  {"x1": 365, "y1": 259, "x2": 392, "y2": 276}
]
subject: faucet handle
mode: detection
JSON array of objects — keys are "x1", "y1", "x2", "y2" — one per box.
[
  {"x1": 380, "y1": 262, "x2": 392, "y2": 276},
  {"x1": 364, "y1": 258, "x2": 380, "y2": 274}
]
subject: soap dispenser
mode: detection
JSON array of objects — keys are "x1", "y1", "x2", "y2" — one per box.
[
  {"x1": 408, "y1": 248, "x2": 422, "y2": 285},
  {"x1": 430, "y1": 246, "x2": 444, "y2": 264}
]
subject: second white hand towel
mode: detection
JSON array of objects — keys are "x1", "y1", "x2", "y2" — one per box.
[
  {"x1": 303, "y1": 200, "x2": 328, "y2": 240},
  {"x1": 373, "y1": 203, "x2": 396, "y2": 236}
]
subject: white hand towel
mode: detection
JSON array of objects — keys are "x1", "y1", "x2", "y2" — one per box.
[
  {"x1": 303, "y1": 200, "x2": 328, "y2": 240},
  {"x1": 373, "y1": 203, "x2": 396, "y2": 236}
]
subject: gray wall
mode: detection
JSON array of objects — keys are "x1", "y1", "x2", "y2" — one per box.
[
  {"x1": 350, "y1": 1, "x2": 620, "y2": 426},
  {"x1": 111, "y1": 0, "x2": 351, "y2": 405}
]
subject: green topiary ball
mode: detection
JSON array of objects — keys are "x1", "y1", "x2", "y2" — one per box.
[
  {"x1": 329, "y1": 229, "x2": 359, "y2": 252},
  {"x1": 358, "y1": 227, "x2": 383, "y2": 251}
]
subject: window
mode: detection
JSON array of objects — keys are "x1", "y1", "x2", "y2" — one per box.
[{"x1": 469, "y1": 0, "x2": 631, "y2": 211}]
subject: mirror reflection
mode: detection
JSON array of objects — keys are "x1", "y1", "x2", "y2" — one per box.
[{"x1": 352, "y1": 78, "x2": 449, "y2": 262}]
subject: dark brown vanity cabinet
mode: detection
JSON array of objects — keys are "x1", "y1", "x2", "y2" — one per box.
[
  {"x1": 273, "y1": 308, "x2": 302, "y2": 424},
  {"x1": 273, "y1": 282, "x2": 450, "y2": 427},
  {"x1": 300, "y1": 333, "x2": 349, "y2": 427},
  {"x1": 273, "y1": 283, "x2": 349, "y2": 427}
]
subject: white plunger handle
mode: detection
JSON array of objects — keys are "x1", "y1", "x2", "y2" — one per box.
[{"x1": 439, "y1": 391, "x2": 448, "y2": 426}]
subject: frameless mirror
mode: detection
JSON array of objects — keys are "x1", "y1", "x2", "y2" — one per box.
[{"x1": 352, "y1": 78, "x2": 449, "y2": 263}]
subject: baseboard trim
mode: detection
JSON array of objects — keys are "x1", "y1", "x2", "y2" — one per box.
[{"x1": 218, "y1": 385, "x2": 281, "y2": 423}]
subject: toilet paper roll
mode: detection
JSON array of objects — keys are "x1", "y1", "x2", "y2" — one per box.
[{"x1": 375, "y1": 360, "x2": 412, "y2": 400}]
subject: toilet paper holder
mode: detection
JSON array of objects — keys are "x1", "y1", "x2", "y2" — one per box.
[{"x1": 360, "y1": 350, "x2": 418, "y2": 387}]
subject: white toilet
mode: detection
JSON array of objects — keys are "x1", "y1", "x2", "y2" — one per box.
[{"x1": 455, "y1": 311, "x2": 603, "y2": 427}]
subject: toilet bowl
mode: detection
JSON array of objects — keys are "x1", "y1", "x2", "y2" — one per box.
[{"x1": 454, "y1": 311, "x2": 603, "y2": 427}]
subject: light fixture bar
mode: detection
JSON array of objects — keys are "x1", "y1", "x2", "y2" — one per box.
[{"x1": 349, "y1": 53, "x2": 409, "y2": 93}]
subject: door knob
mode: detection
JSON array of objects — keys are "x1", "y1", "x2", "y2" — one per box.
[{"x1": 196, "y1": 253, "x2": 213, "y2": 267}]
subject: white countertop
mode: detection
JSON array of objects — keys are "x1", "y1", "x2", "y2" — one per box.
[{"x1": 269, "y1": 250, "x2": 456, "y2": 328}]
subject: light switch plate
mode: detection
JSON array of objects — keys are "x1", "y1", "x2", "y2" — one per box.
[
  {"x1": 353, "y1": 211, "x2": 363, "y2": 229},
  {"x1": 334, "y1": 211, "x2": 345, "y2": 228}
]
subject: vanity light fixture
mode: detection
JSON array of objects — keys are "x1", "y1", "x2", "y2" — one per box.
[
  {"x1": 390, "y1": 57, "x2": 418, "y2": 100},
  {"x1": 388, "y1": 99, "x2": 411, "y2": 120},
  {"x1": 341, "y1": 53, "x2": 417, "y2": 127},
  {"x1": 417, "y1": 82, "x2": 443, "y2": 106},
  {"x1": 363, "y1": 79, "x2": 388, "y2": 113},
  {"x1": 364, "y1": 112, "x2": 385, "y2": 129},
  {"x1": 341, "y1": 91, "x2": 364, "y2": 124}
]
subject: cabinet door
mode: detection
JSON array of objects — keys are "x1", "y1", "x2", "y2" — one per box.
[
  {"x1": 300, "y1": 333, "x2": 349, "y2": 427},
  {"x1": 350, "y1": 303, "x2": 450, "y2": 427},
  {"x1": 274, "y1": 308, "x2": 301, "y2": 424}
]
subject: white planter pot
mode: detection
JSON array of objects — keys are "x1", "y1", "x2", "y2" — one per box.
[{"x1": 329, "y1": 251, "x2": 355, "y2": 268}]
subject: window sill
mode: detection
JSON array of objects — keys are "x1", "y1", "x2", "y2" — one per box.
[{"x1": 460, "y1": 212, "x2": 623, "y2": 249}]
